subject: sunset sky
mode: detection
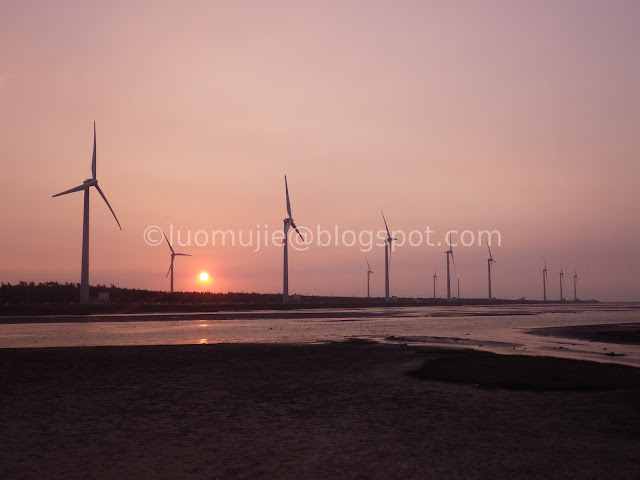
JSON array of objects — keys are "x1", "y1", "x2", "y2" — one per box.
[{"x1": 1, "y1": 0, "x2": 638, "y2": 301}]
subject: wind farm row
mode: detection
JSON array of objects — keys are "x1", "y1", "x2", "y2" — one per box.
[{"x1": 53, "y1": 123, "x2": 581, "y2": 305}]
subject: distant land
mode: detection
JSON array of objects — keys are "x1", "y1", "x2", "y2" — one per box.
[{"x1": 0, "y1": 281, "x2": 598, "y2": 317}]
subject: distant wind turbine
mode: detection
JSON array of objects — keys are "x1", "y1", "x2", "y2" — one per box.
[
  {"x1": 365, "y1": 257, "x2": 374, "y2": 298},
  {"x1": 445, "y1": 232, "x2": 457, "y2": 300},
  {"x1": 542, "y1": 258, "x2": 548, "y2": 302},
  {"x1": 433, "y1": 269, "x2": 437, "y2": 299},
  {"x1": 283, "y1": 176, "x2": 304, "y2": 304},
  {"x1": 52, "y1": 122, "x2": 121, "y2": 304},
  {"x1": 487, "y1": 246, "x2": 496, "y2": 299},
  {"x1": 457, "y1": 278, "x2": 460, "y2": 299},
  {"x1": 381, "y1": 211, "x2": 396, "y2": 302},
  {"x1": 560, "y1": 269, "x2": 564, "y2": 300},
  {"x1": 573, "y1": 269, "x2": 577, "y2": 301},
  {"x1": 163, "y1": 231, "x2": 191, "y2": 294}
]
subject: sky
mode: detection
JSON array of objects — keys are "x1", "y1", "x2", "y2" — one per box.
[{"x1": 1, "y1": 0, "x2": 639, "y2": 301}]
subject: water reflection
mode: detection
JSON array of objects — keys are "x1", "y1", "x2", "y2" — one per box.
[{"x1": 0, "y1": 305, "x2": 638, "y2": 366}]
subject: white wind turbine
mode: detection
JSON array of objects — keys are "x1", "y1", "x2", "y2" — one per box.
[
  {"x1": 560, "y1": 269, "x2": 564, "y2": 300},
  {"x1": 487, "y1": 246, "x2": 496, "y2": 299},
  {"x1": 163, "y1": 231, "x2": 191, "y2": 294},
  {"x1": 573, "y1": 269, "x2": 578, "y2": 301},
  {"x1": 381, "y1": 211, "x2": 396, "y2": 302},
  {"x1": 53, "y1": 122, "x2": 121, "y2": 304},
  {"x1": 444, "y1": 232, "x2": 457, "y2": 300},
  {"x1": 283, "y1": 176, "x2": 304, "y2": 304},
  {"x1": 365, "y1": 257, "x2": 374, "y2": 298}
]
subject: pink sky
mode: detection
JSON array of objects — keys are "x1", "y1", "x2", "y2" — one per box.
[{"x1": 1, "y1": 1, "x2": 639, "y2": 300}]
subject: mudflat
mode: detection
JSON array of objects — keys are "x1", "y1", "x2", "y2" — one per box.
[{"x1": 1, "y1": 343, "x2": 638, "y2": 479}]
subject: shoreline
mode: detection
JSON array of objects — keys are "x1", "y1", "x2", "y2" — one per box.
[
  {"x1": 0, "y1": 298, "x2": 605, "y2": 319},
  {"x1": 0, "y1": 301, "x2": 628, "y2": 325}
]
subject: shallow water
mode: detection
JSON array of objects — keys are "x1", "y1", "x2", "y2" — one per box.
[{"x1": 1, "y1": 303, "x2": 639, "y2": 366}]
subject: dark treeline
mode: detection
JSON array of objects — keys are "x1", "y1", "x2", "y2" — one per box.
[
  {"x1": 0, "y1": 281, "x2": 288, "y2": 305},
  {"x1": 1, "y1": 281, "x2": 590, "y2": 317}
]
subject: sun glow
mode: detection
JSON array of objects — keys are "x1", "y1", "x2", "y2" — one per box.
[{"x1": 199, "y1": 272, "x2": 209, "y2": 281}]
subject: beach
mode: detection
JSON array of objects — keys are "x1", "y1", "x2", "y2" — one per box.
[{"x1": 1, "y1": 341, "x2": 639, "y2": 479}]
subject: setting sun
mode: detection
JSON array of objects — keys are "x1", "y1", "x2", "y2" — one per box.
[{"x1": 199, "y1": 272, "x2": 209, "y2": 282}]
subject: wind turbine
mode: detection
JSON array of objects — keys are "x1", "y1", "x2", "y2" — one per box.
[
  {"x1": 53, "y1": 122, "x2": 121, "y2": 304},
  {"x1": 433, "y1": 269, "x2": 437, "y2": 299},
  {"x1": 283, "y1": 176, "x2": 304, "y2": 303},
  {"x1": 445, "y1": 232, "x2": 457, "y2": 300},
  {"x1": 542, "y1": 258, "x2": 548, "y2": 302},
  {"x1": 559, "y1": 269, "x2": 564, "y2": 300},
  {"x1": 163, "y1": 231, "x2": 191, "y2": 294},
  {"x1": 365, "y1": 257, "x2": 374, "y2": 298},
  {"x1": 381, "y1": 211, "x2": 396, "y2": 302},
  {"x1": 487, "y1": 246, "x2": 496, "y2": 299},
  {"x1": 573, "y1": 269, "x2": 578, "y2": 301},
  {"x1": 457, "y1": 278, "x2": 460, "y2": 299}
]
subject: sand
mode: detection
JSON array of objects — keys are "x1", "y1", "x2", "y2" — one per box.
[{"x1": 1, "y1": 342, "x2": 639, "y2": 480}]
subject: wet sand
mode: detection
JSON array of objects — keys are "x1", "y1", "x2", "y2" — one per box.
[
  {"x1": 529, "y1": 322, "x2": 640, "y2": 346},
  {"x1": 1, "y1": 343, "x2": 639, "y2": 479}
]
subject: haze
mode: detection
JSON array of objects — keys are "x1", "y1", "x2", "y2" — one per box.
[{"x1": 1, "y1": 0, "x2": 638, "y2": 301}]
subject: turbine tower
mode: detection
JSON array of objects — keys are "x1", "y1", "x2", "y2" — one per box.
[
  {"x1": 283, "y1": 176, "x2": 304, "y2": 303},
  {"x1": 487, "y1": 246, "x2": 496, "y2": 299},
  {"x1": 457, "y1": 278, "x2": 460, "y2": 299},
  {"x1": 573, "y1": 269, "x2": 578, "y2": 301},
  {"x1": 542, "y1": 258, "x2": 548, "y2": 302},
  {"x1": 432, "y1": 269, "x2": 437, "y2": 299},
  {"x1": 559, "y1": 269, "x2": 564, "y2": 300},
  {"x1": 365, "y1": 257, "x2": 374, "y2": 298},
  {"x1": 163, "y1": 231, "x2": 191, "y2": 294},
  {"x1": 444, "y1": 232, "x2": 457, "y2": 300},
  {"x1": 381, "y1": 211, "x2": 396, "y2": 302},
  {"x1": 53, "y1": 122, "x2": 121, "y2": 304}
]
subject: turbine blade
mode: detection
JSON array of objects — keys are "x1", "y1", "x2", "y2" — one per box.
[
  {"x1": 91, "y1": 121, "x2": 97, "y2": 180},
  {"x1": 163, "y1": 230, "x2": 175, "y2": 255},
  {"x1": 175, "y1": 253, "x2": 191, "y2": 257},
  {"x1": 291, "y1": 220, "x2": 304, "y2": 241},
  {"x1": 53, "y1": 183, "x2": 87, "y2": 197},
  {"x1": 94, "y1": 184, "x2": 122, "y2": 230},
  {"x1": 166, "y1": 263, "x2": 172, "y2": 278},
  {"x1": 285, "y1": 175, "x2": 292, "y2": 218},
  {"x1": 366, "y1": 256, "x2": 371, "y2": 271},
  {"x1": 451, "y1": 252, "x2": 457, "y2": 275},
  {"x1": 381, "y1": 210, "x2": 391, "y2": 238}
]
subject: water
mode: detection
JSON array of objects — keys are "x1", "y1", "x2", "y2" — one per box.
[{"x1": 1, "y1": 303, "x2": 639, "y2": 366}]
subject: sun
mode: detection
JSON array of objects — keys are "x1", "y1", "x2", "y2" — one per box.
[{"x1": 199, "y1": 272, "x2": 209, "y2": 282}]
